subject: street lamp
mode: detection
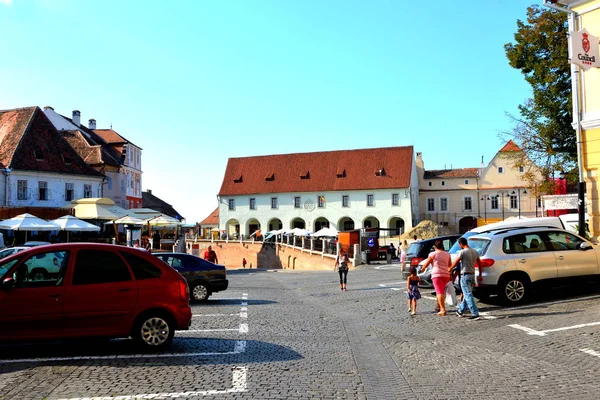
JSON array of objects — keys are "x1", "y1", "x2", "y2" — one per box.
[
  {"x1": 511, "y1": 189, "x2": 528, "y2": 219},
  {"x1": 496, "y1": 190, "x2": 511, "y2": 221},
  {"x1": 480, "y1": 195, "x2": 490, "y2": 224}
]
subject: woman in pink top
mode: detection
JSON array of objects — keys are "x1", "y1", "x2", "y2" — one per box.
[{"x1": 420, "y1": 240, "x2": 451, "y2": 316}]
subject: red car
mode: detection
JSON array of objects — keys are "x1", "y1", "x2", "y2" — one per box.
[{"x1": 0, "y1": 243, "x2": 191, "y2": 348}]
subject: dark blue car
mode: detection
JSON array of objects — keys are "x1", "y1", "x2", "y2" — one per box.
[{"x1": 155, "y1": 252, "x2": 228, "y2": 302}]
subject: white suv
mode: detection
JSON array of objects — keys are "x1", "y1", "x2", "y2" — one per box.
[{"x1": 467, "y1": 227, "x2": 599, "y2": 304}]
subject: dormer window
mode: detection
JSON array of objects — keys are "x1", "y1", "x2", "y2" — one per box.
[
  {"x1": 301, "y1": 172, "x2": 310, "y2": 180},
  {"x1": 336, "y1": 169, "x2": 346, "y2": 178},
  {"x1": 233, "y1": 176, "x2": 243, "y2": 183},
  {"x1": 375, "y1": 168, "x2": 386, "y2": 176},
  {"x1": 34, "y1": 149, "x2": 44, "y2": 161},
  {"x1": 498, "y1": 166, "x2": 504, "y2": 174},
  {"x1": 62, "y1": 155, "x2": 72, "y2": 166},
  {"x1": 265, "y1": 173, "x2": 275, "y2": 182}
]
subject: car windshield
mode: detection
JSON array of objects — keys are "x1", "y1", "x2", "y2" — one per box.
[
  {"x1": 449, "y1": 232, "x2": 478, "y2": 254},
  {"x1": 467, "y1": 238, "x2": 492, "y2": 256}
]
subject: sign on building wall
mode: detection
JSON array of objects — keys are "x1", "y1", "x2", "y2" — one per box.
[{"x1": 570, "y1": 28, "x2": 600, "y2": 70}]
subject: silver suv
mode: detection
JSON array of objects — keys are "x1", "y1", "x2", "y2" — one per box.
[{"x1": 467, "y1": 227, "x2": 599, "y2": 304}]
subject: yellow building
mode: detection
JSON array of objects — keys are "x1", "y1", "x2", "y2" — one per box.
[{"x1": 548, "y1": 1, "x2": 600, "y2": 239}]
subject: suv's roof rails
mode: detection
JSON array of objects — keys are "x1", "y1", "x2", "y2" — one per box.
[{"x1": 490, "y1": 226, "x2": 562, "y2": 235}]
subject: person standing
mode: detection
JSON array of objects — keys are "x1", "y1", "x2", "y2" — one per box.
[
  {"x1": 388, "y1": 243, "x2": 396, "y2": 259},
  {"x1": 242, "y1": 258, "x2": 247, "y2": 269},
  {"x1": 203, "y1": 245, "x2": 219, "y2": 264},
  {"x1": 406, "y1": 266, "x2": 421, "y2": 316},
  {"x1": 400, "y1": 240, "x2": 409, "y2": 264},
  {"x1": 450, "y1": 238, "x2": 482, "y2": 320},
  {"x1": 420, "y1": 240, "x2": 452, "y2": 316},
  {"x1": 334, "y1": 248, "x2": 349, "y2": 291}
]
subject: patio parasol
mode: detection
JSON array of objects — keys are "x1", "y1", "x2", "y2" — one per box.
[
  {"x1": 0, "y1": 213, "x2": 61, "y2": 242},
  {"x1": 49, "y1": 215, "x2": 100, "y2": 242}
]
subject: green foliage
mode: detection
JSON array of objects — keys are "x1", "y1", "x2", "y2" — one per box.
[{"x1": 503, "y1": 5, "x2": 575, "y2": 193}]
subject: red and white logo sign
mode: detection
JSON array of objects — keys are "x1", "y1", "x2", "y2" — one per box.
[{"x1": 570, "y1": 29, "x2": 600, "y2": 70}]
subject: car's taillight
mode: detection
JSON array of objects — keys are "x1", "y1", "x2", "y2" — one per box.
[
  {"x1": 478, "y1": 258, "x2": 495, "y2": 268},
  {"x1": 178, "y1": 279, "x2": 189, "y2": 301},
  {"x1": 411, "y1": 257, "x2": 423, "y2": 266}
]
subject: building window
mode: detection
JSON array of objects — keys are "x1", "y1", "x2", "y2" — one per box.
[
  {"x1": 249, "y1": 198, "x2": 256, "y2": 210},
  {"x1": 464, "y1": 196, "x2": 473, "y2": 211},
  {"x1": 271, "y1": 197, "x2": 278, "y2": 209},
  {"x1": 228, "y1": 199, "x2": 235, "y2": 210},
  {"x1": 441, "y1": 181, "x2": 445, "y2": 186},
  {"x1": 465, "y1": 180, "x2": 469, "y2": 184},
  {"x1": 428, "y1": 181, "x2": 432, "y2": 187},
  {"x1": 537, "y1": 198, "x2": 542, "y2": 208},
  {"x1": 106, "y1": 177, "x2": 112, "y2": 190},
  {"x1": 491, "y1": 196, "x2": 499, "y2": 210},
  {"x1": 38, "y1": 181, "x2": 48, "y2": 201},
  {"x1": 84, "y1": 184, "x2": 92, "y2": 198},
  {"x1": 294, "y1": 196, "x2": 301, "y2": 208},
  {"x1": 367, "y1": 194, "x2": 374, "y2": 207},
  {"x1": 519, "y1": 166, "x2": 524, "y2": 173},
  {"x1": 510, "y1": 195, "x2": 518, "y2": 209},
  {"x1": 318, "y1": 195, "x2": 325, "y2": 208},
  {"x1": 427, "y1": 198, "x2": 435, "y2": 212},
  {"x1": 65, "y1": 183, "x2": 74, "y2": 201},
  {"x1": 17, "y1": 180, "x2": 27, "y2": 200},
  {"x1": 392, "y1": 193, "x2": 399, "y2": 206},
  {"x1": 342, "y1": 195, "x2": 349, "y2": 208},
  {"x1": 498, "y1": 167, "x2": 504, "y2": 174},
  {"x1": 440, "y1": 197, "x2": 448, "y2": 212}
]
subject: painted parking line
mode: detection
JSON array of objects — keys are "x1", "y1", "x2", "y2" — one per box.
[
  {"x1": 509, "y1": 321, "x2": 600, "y2": 336},
  {"x1": 580, "y1": 348, "x2": 600, "y2": 359},
  {"x1": 0, "y1": 340, "x2": 247, "y2": 364},
  {"x1": 58, "y1": 366, "x2": 247, "y2": 400},
  {"x1": 193, "y1": 313, "x2": 245, "y2": 317}
]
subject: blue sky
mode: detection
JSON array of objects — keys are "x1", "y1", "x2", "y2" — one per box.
[{"x1": 0, "y1": 0, "x2": 540, "y2": 222}]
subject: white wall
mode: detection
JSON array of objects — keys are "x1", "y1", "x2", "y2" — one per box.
[
  {"x1": 218, "y1": 189, "x2": 414, "y2": 236},
  {"x1": 6, "y1": 171, "x2": 103, "y2": 208}
]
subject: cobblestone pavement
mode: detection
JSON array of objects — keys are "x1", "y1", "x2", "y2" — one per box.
[{"x1": 2, "y1": 262, "x2": 600, "y2": 399}]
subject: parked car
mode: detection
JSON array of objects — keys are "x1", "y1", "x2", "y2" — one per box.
[
  {"x1": 402, "y1": 235, "x2": 461, "y2": 280},
  {"x1": 154, "y1": 252, "x2": 228, "y2": 302},
  {"x1": 464, "y1": 227, "x2": 600, "y2": 304},
  {"x1": 0, "y1": 243, "x2": 192, "y2": 348},
  {"x1": 0, "y1": 247, "x2": 28, "y2": 260},
  {"x1": 22, "y1": 241, "x2": 52, "y2": 247}
]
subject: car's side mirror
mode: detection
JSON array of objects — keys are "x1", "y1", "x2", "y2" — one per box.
[
  {"x1": 580, "y1": 242, "x2": 593, "y2": 251},
  {"x1": 1, "y1": 277, "x2": 15, "y2": 290}
]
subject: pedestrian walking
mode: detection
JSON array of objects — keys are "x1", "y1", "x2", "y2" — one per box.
[
  {"x1": 406, "y1": 266, "x2": 421, "y2": 316},
  {"x1": 388, "y1": 243, "x2": 396, "y2": 259},
  {"x1": 334, "y1": 248, "x2": 349, "y2": 291},
  {"x1": 400, "y1": 240, "x2": 409, "y2": 264},
  {"x1": 420, "y1": 240, "x2": 452, "y2": 316},
  {"x1": 450, "y1": 238, "x2": 482, "y2": 320},
  {"x1": 203, "y1": 245, "x2": 219, "y2": 264},
  {"x1": 242, "y1": 258, "x2": 247, "y2": 268}
]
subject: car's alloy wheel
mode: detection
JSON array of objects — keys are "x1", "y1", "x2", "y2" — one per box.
[
  {"x1": 30, "y1": 269, "x2": 48, "y2": 281},
  {"x1": 504, "y1": 279, "x2": 526, "y2": 302},
  {"x1": 192, "y1": 283, "x2": 209, "y2": 302},
  {"x1": 140, "y1": 317, "x2": 171, "y2": 347}
]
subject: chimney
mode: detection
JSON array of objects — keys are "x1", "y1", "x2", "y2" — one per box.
[
  {"x1": 88, "y1": 119, "x2": 96, "y2": 130},
  {"x1": 147, "y1": 189, "x2": 152, "y2": 195},
  {"x1": 72, "y1": 110, "x2": 81, "y2": 127},
  {"x1": 415, "y1": 152, "x2": 424, "y2": 170},
  {"x1": 44, "y1": 106, "x2": 54, "y2": 111}
]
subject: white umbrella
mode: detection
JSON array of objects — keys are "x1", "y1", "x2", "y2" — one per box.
[
  {"x1": 49, "y1": 215, "x2": 100, "y2": 242},
  {"x1": 0, "y1": 213, "x2": 60, "y2": 242},
  {"x1": 145, "y1": 215, "x2": 182, "y2": 226},
  {"x1": 104, "y1": 216, "x2": 146, "y2": 225},
  {"x1": 311, "y1": 227, "x2": 339, "y2": 237}
]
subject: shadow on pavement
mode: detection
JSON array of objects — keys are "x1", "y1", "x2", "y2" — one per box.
[{"x1": 0, "y1": 338, "x2": 302, "y2": 372}]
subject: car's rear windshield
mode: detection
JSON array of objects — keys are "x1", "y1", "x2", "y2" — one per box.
[
  {"x1": 449, "y1": 232, "x2": 478, "y2": 254},
  {"x1": 407, "y1": 243, "x2": 421, "y2": 256},
  {"x1": 467, "y1": 238, "x2": 492, "y2": 256}
]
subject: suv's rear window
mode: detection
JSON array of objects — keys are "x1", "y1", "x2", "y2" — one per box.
[
  {"x1": 407, "y1": 243, "x2": 421, "y2": 256},
  {"x1": 467, "y1": 238, "x2": 491, "y2": 256}
]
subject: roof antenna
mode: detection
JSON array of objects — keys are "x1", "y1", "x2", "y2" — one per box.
[{"x1": 110, "y1": 122, "x2": 113, "y2": 129}]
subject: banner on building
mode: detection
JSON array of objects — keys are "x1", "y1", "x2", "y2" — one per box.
[{"x1": 570, "y1": 28, "x2": 600, "y2": 70}]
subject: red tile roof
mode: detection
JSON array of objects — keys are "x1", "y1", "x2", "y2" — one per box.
[
  {"x1": 94, "y1": 129, "x2": 142, "y2": 149},
  {"x1": 218, "y1": 146, "x2": 413, "y2": 196},
  {"x1": 499, "y1": 140, "x2": 521, "y2": 152},
  {"x1": 0, "y1": 107, "x2": 103, "y2": 177},
  {"x1": 200, "y1": 208, "x2": 219, "y2": 225},
  {"x1": 424, "y1": 168, "x2": 479, "y2": 179}
]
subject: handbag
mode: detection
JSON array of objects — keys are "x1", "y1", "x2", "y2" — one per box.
[{"x1": 444, "y1": 280, "x2": 457, "y2": 306}]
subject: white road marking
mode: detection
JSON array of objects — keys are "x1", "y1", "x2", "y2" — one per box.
[
  {"x1": 193, "y1": 313, "x2": 243, "y2": 317},
  {"x1": 58, "y1": 366, "x2": 248, "y2": 399},
  {"x1": 479, "y1": 312, "x2": 497, "y2": 320},
  {"x1": 378, "y1": 284, "x2": 387, "y2": 287},
  {"x1": 239, "y1": 323, "x2": 248, "y2": 333},
  {"x1": 240, "y1": 312, "x2": 248, "y2": 319},
  {"x1": 0, "y1": 341, "x2": 247, "y2": 364},
  {"x1": 581, "y1": 348, "x2": 600, "y2": 358},
  {"x1": 391, "y1": 288, "x2": 401, "y2": 291},
  {"x1": 183, "y1": 328, "x2": 240, "y2": 333},
  {"x1": 502, "y1": 294, "x2": 600, "y2": 312},
  {"x1": 510, "y1": 321, "x2": 600, "y2": 336}
]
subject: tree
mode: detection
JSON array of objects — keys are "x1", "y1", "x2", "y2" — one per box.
[{"x1": 503, "y1": 5, "x2": 574, "y2": 194}]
